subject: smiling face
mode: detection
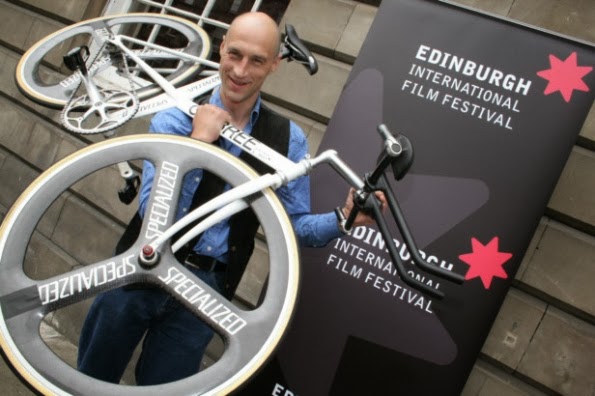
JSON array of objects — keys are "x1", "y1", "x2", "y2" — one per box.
[{"x1": 218, "y1": 13, "x2": 281, "y2": 109}]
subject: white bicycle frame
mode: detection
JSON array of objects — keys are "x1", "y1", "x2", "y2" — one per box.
[
  {"x1": 63, "y1": 25, "x2": 465, "y2": 296},
  {"x1": 73, "y1": 24, "x2": 366, "y2": 260}
]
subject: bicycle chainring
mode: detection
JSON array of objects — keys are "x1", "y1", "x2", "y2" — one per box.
[
  {"x1": 60, "y1": 89, "x2": 139, "y2": 134},
  {"x1": 61, "y1": 38, "x2": 140, "y2": 135}
]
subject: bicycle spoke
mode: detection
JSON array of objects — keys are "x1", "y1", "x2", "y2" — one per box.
[
  {"x1": 0, "y1": 254, "x2": 140, "y2": 322},
  {"x1": 135, "y1": 162, "x2": 186, "y2": 250},
  {"x1": 149, "y1": 257, "x2": 248, "y2": 334}
]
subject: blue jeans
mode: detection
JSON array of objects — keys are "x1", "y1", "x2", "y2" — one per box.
[{"x1": 77, "y1": 268, "x2": 225, "y2": 385}]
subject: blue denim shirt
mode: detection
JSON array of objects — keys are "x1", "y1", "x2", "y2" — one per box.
[{"x1": 138, "y1": 89, "x2": 341, "y2": 262}]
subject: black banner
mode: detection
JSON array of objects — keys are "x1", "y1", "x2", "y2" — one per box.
[{"x1": 241, "y1": 1, "x2": 594, "y2": 394}]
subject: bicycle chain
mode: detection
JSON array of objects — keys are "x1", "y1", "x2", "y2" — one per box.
[
  {"x1": 107, "y1": 38, "x2": 141, "y2": 130},
  {"x1": 111, "y1": 37, "x2": 140, "y2": 110}
]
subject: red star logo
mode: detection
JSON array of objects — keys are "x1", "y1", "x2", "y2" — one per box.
[
  {"x1": 459, "y1": 237, "x2": 512, "y2": 289},
  {"x1": 537, "y1": 52, "x2": 593, "y2": 103}
]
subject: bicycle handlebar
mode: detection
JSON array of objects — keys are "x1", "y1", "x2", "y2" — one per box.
[{"x1": 341, "y1": 125, "x2": 465, "y2": 299}]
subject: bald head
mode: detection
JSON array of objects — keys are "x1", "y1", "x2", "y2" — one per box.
[
  {"x1": 218, "y1": 12, "x2": 283, "y2": 111},
  {"x1": 226, "y1": 12, "x2": 281, "y2": 58}
]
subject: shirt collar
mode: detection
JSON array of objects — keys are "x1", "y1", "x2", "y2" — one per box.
[{"x1": 211, "y1": 87, "x2": 261, "y2": 131}]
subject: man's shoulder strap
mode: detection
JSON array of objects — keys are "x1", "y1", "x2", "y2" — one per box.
[
  {"x1": 241, "y1": 103, "x2": 290, "y2": 175},
  {"x1": 196, "y1": 94, "x2": 291, "y2": 173}
]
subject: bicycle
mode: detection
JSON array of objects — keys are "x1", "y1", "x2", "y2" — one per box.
[
  {"x1": 3, "y1": 11, "x2": 464, "y2": 396},
  {"x1": 15, "y1": 11, "x2": 317, "y2": 203}
]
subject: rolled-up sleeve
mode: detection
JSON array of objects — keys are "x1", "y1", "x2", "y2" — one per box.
[{"x1": 277, "y1": 121, "x2": 342, "y2": 247}]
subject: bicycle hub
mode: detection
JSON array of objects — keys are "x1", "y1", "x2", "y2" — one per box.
[{"x1": 139, "y1": 245, "x2": 159, "y2": 268}]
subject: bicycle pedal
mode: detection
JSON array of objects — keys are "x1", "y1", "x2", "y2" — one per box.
[
  {"x1": 63, "y1": 46, "x2": 89, "y2": 73},
  {"x1": 118, "y1": 176, "x2": 140, "y2": 205}
]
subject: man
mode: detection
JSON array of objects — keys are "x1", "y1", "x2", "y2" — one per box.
[{"x1": 78, "y1": 12, "x2": 382, "y2": 386}]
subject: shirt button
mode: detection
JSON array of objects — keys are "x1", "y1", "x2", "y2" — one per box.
[
  {"x1": 195, "y1": 177, "x2": 200, "y2": 182},
  {"x1": 207, "y1": 246, "x2": 212, "y2": 251},
  {"x1": 182, "y1": 207, "x2": 188, "y2": 212}
]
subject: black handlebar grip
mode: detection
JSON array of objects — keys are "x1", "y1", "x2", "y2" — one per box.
[{"x1": 391, "y1": 135, "x2": 414, "y2": 181}]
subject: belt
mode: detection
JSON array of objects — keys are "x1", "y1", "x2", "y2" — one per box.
[{"x1": 184, "y1": 252, "x2": 227, "y2": 272}]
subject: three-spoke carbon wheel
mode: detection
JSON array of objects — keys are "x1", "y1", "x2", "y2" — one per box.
[
  {"x1": 15, "y1": 13, "x2": 211, "y2": 108},
  {"x1": 0, "y1": 135, "x2": 300, "y2": 395}
]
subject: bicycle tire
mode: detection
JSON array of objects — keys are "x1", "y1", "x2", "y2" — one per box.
[
  {"x1": 15, "y1": 13, "x2": 212, "y2": 109},
  {"x1": 0, "y1": 135, "x2": 300, "y2": 396}
]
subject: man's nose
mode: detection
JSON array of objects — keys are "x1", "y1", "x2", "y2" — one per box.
[{"x1": 233, "y1": 58, "x2": 249, "y2": 77}]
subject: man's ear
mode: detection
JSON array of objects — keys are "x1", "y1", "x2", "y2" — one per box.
[
  {"x1": 270, "y1": 54, "x2": 282, "y2": 72},
  {"x1": 220, "y1": 35, "x2": 226, "y2": 53}
]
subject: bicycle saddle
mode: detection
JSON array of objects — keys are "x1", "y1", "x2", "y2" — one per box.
[{"x1": 283, "y1": 24, "x2": 318, "y2": 75}]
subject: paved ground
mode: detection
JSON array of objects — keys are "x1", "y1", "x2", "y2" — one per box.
[
  {"x1": 1, "y1": 322, "x2": 74, "y2": 395},
  {"x1": 1, "y1": 358, "x2": 36, "y2": 396},
  {"x1": 1, "y1": 322, "x2": 139, "y2": 393}
]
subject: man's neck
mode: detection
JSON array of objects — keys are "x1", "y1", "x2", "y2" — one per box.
[{"x1": 220, "y1": 93, "x2": 258, "y2": 129}]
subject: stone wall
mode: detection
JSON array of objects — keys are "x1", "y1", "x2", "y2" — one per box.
[{"x1": 0, "y1": 0, "x2": 593, "y2": 394}]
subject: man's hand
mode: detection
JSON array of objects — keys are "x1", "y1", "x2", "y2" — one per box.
[
  {"x1": 340, "y1": 188, "x2": 387, "y2": 228},
  {"x1": 191, "y1": 104, "x2": 232, "y2": 143}
]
